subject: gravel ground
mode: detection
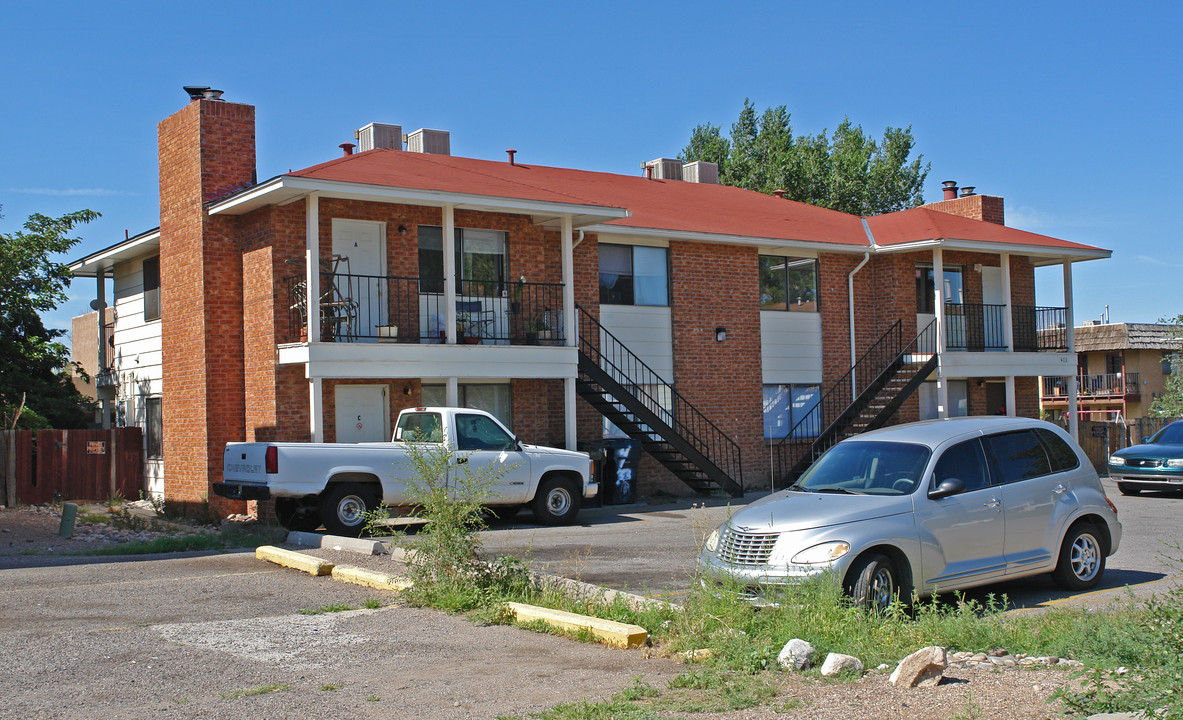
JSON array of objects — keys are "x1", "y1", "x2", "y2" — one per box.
[{"x1": 2, "y1": 505, "x2": 1094, "y2": 718}]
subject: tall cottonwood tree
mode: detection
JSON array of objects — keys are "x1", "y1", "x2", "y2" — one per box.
[
  {"x1": 682, "y1": 99, "x2": 930, "y2": 216},
  {"x1": 1151, "y1": 314, "x2": 1183, "y2": 417},
  {"x1": 0, "y1": 207, "x2": 99, "y2": 429}
]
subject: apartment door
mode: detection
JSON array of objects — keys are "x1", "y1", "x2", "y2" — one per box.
[
  {"x1": 332, "y1": 219, "x2": 387, "y2": 339},
  {"x1": 981, "y1": 266, "x2": 1006, "y2": 350},
  {"x1": 335, "y1": 384, "x2": 390, "y2": 443}
]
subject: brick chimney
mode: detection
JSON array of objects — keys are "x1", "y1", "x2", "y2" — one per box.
[
  {"x1": 157, "y1": 92, "x2": 254, "y2": 517},
  {"x1": 922, "y1": 180, "x2": 1005, "y2": 225}
]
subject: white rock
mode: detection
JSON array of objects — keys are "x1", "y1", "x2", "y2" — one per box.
[
  {"x1": 820, "y1": 652, "x2": 864, "y2": 677},
  {"x1": 889, "y1": 646, "x2": 947, "y2": 688},
  {"x1": 777, "y1": 639, "x2": 815, "y2": 671}
]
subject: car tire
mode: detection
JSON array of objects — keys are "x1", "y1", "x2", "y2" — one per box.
[
  {"x1": 846, "y1": 553, "x2": 900, "y2": 613},
  {"x1": 275, "y1": 498, "x2": 321, "y2": 532},
  {"x1": 1117, "y1": 483, "x2": 1140, "y2": 496},
  {"x1": 1052, "y1": 522, "x2": 1105, "y2": 590},
  {"x1": 531, "y1": 476, "x2": 580, "y2": 526},
  {"x1": 320, "y1": 483, "x2": 378, "y2": 537}
]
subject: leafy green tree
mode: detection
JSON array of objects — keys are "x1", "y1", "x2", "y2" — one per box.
[
  {"x1": 1151, "y1": 314, "x2": 1183, "y2": 417},
  {"x1": 0, "y1": 207, "x2": 100, "y2": 429},
  {"x1": 681, "y1": 99, "x2": 930, "y2": 215}
]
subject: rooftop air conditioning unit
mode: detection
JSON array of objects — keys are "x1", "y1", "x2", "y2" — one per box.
[
  {"x1": 646, "y1": 157, "x2": 683, "y2": 181},
  {"x1": 682, "y1": 161, "x2": 719, "y2": 184},
  {"x1": 355, "y1": 123, "x2": 403, "y2": 151},
  {"x1": 406, "y1": 128, "x2": 451, "y2": 155}
]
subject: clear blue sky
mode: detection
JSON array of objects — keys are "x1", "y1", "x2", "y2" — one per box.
[{"x1": 2, "y1": 1, "x2": 1179, "y2": 336}]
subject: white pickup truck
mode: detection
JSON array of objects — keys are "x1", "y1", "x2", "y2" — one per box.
[{"x1": 214, "y1": 407, "x2": 597, "y2": 536}]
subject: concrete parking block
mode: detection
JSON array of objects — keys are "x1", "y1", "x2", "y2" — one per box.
[
  {"x1": 286, "y1": 530, "x2": 387, "y2": 556},
  {"x1": 256, "y1": 545, "x2": 334, "y2": 576},
  {"x1": 504, "y1": 601, "x2": 648, "y2": 649},
  {"x1": 331, "y1": 565, "x2": 412, "y2": 592}
]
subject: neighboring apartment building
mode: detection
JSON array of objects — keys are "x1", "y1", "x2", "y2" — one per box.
[
  {"x1": 1040, "y1": 322, "x2": 1181, "y2": 422},
  {"x1": 69, "y1": 89, "x2": 1109, "y2": 516}
]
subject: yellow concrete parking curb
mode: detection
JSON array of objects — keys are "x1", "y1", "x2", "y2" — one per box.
[
  {"x1": 504, "y1": 601, "x2": 648, "y2": 649},
  {"x1": 331, "y1": 566, "x2": 413, "y2": 592},
  {"x1": 255, "y1": 546, "x2": 335, "y2": 576}
]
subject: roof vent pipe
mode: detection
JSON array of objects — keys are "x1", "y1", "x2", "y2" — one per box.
[
  {"x1": 773, "y1": 189, "x2": 785, "y2": 199},
  {"x1": 942, "y1": 180, "x2": 959, "y2": 200},
  {"x1": 506, "y1": 149, "x2": 516, "y2": 166},
  {"x1": 960, "y1": 186, "x2": 976, "y2": 197},
  {"x1": 339, "y1": 143, "x2": 356, "y2": 157},
  {"x1": 644, "y1": 164, "x2": 653, "y2": 179},
  {"x1": 202, "y1": 89, "x2": 224, "y2": 101}
]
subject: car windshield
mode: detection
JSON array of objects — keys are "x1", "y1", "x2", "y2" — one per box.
[
  {"x1": 1152, "y1": 423, "x2": 1183, "y2": 445},
  {"x1": 798, "y1": 441, "x2": 931, "y2": 495}
]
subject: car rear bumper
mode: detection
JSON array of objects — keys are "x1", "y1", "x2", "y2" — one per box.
[{"x1": 212, "y1": 482, "x2": 271, "y2": 501}]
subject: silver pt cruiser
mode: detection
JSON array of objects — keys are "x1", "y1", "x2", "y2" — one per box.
[{"x1": 699, "y1": 417, "x2": 1122, "y2": 609}]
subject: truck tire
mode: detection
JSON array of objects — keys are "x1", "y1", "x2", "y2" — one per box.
[
  {"x1": 320, "y1": 483, "x2": 378, "y2": 537},
  {"x1": 275, "y1": 498, "x2": 321, "y2": 533},
  {"x1": 531, "y1": 476, "x2": 580, "y2": 526}
]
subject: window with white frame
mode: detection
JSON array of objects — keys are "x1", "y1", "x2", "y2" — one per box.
[
  {"x1": 915, "y1": 263, "x2": 964, "y2": 313},
  {"x1": 599, "y1": 244, "x2": 669, "y2": 306},
  {"x1": 759, "y1": 255, "x2": 818, "y2": 312},
  {"x1": 146, "y1": 396, "x2": 163, "y2": 459},
  {"x1": 418, "y1": 226, "x2": 508, "y2": 294},
  {"x1": 143, "y1": 256, "x2": 161, "y2": 321},
  {"x1": 421, "y1": 383, "x2": 512, "y2": 429},
  {"x1": 763, "y1": 384, "x2": 820, "y2": 439}
]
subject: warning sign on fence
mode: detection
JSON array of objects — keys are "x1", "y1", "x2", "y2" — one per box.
[
  {"x1": 1091, "y1": 425, "x2": 1108, "y2": 438},
  {"x1": 86, "y1": 441, "x2": 106, "y2": 455}
]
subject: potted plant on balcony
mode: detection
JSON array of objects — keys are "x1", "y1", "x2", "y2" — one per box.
[
  {"x1": 525, "y1": 316, "x2": 548, "y2": 345},
  {"x1": 510, "y1": 274, "x2": 525, "y2": 315},
  {"x1": 457, "y1": 314, "x2": 481, "y2": 344},
  {"x1": 376, "y1": 324, "x2": 399, "y2": 340}
]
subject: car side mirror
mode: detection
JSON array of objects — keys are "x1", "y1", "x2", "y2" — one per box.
[{"x1": 928, "y1": 477, "x2": 966, "y2": 500}]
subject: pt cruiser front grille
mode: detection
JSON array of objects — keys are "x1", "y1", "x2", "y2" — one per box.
[{"x1": 717, "y1": 528, "x2": 779, "y2": 566}]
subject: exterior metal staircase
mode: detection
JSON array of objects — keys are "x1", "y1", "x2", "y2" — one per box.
[
  {"x1": 774, "y1": 318, "x2": 940, "y2": 484},
  {"x1": 575, "y1": 306, "x2": 744, "y2": 498}
]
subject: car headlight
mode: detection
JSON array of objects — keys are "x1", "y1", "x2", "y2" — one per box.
[
  {"x1": 1108, "y1": 456, "x2": 1126, "y2": 466},
  {"x1": 1167, "y1": 459, "x2": 1183, "y2": 468},
  {"x1": 704, "y1": 529, "x2": 720, "y2": 553},
  {"x1": 791, "y1": 541, "x2": 851, "y2": 565}
]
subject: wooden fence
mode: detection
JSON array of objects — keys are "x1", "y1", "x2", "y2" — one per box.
[{"x1": 0, "y1": 428, "x2": 144, "y2": 506}]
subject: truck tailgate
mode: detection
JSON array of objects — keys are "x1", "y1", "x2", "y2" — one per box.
[{"x1": 223, "y1": 443, "x2": 271, "y2": 483}]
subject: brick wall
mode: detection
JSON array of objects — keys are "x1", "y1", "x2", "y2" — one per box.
[{"x1": 158, "y1": 98, "x2": 254, "y2": 516}]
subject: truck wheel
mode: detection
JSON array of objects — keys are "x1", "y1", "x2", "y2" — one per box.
[
  {"x1": 275, "y1": 498, "x2": 321, "y2": 532},
  {"x1": 531, "y1": 477, "x2": 580, "y2": 526},
  {"x1": 320, "y1": 483, "x2": 378, "y2": 537}
]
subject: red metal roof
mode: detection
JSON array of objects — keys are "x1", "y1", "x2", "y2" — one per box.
[
  {"x1": 865, "y1": 206, "x2": 1100, "y2": 252},
  {"x1": 289, "y1": 149, "x2": 1106, "y2": 255},
  {"x1": 290, "y1": 149, "x2": 869, "y2": 245}
]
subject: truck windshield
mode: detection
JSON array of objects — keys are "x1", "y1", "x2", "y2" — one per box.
[{"x1": 395, "y1": 412, "x2": 443, "y2": 443}]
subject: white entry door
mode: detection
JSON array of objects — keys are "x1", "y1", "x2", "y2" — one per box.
[
  {"x1": 335, "y1": 384, "x2": 389, "y2": 443},
  {"x1": 332, "y1": 219, "x2": 386, "y2": 340},
  {"x1": 982, "y1": 266, "x2": 1006, "y2": 350}
]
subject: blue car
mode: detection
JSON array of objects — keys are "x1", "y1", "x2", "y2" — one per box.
[{"x1": 1108, "y1": 420, "x2": 1183, "y2": 495}]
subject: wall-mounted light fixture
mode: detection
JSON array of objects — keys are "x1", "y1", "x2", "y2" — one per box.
[
  {"x1": 403, "y1": 383, "x2": 412, "y2": 396},
  {"x1": 397, "y1": 224, "x2": 408, "y2": 236},
  {"x1": 715, "y1": 326, "x2": 727, "y2": 342}
]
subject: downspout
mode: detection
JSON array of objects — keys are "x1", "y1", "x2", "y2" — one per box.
[{"x1": 848, "y1": 219, "x2": 877, "y2": 395}]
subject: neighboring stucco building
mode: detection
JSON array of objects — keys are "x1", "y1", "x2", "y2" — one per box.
[
  {"x1": 1041, "y1": 321, "x2": 1181, "y2": 422},
  {"x1": 68, "y1": 89, "x2": 1110, "y2": 515}
]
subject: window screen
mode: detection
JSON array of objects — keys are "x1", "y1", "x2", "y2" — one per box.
[
  {"x1": 146, "y1": 397, "x2": 163, "y2": 459},
  {"x1": 143, "y1": 256, "x2": 161, "y2": 321}
]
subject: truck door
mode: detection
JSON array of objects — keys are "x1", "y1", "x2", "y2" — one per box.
[{"x1": 452, "y1": 412, "x2": 532, "y2": 504}]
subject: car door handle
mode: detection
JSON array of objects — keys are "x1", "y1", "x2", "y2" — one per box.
[
  {"x1": 1052, "y1": 483, "x2": 1067, "y2": 495},
  {"x1": 983, "y1": 498, "x2": 1001, "y2": 508}
]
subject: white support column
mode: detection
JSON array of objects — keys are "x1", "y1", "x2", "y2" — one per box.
[
  {"x1": 443, "y1": 204, "x2": 457, "y2": 344},
  {"x1": 1005, "y1": 376, "x2": 1016, "y2": 417},
  {"x1": 96, "y1": 270, "x2": 110, "y2": 429},
  {"x1": 306, "y1": 193, "x2": 320, "y2": 343},
  {"x1": 446, "y1": 377, "x2": 458, "y2": 407},
  {"x1": 565, "y1": 377, "x2": 577, "y2": 450},
  {"x1": 1000, "y1": 252, "x2": 1013, "y2": 352},
  {"x1": 1064, "y1": 261, "x2": 1079, "y2": 440},
  {"x1": 933, "y1": 247, "x2": 949, "y2": 418},
  {"x1": 309, "y1": 377, "x2": 323, "y2": 442},
  {"x1": 561, "y1": 215, "x2": 575, "y2": 348}
]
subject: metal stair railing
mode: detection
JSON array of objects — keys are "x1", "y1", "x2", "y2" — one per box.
[
  {"x1": 774, "y1": 318, "x2": 939, "y2": 482},
  {"x1": 576, "y1": 305, "x2": 743, "y2": 496}
]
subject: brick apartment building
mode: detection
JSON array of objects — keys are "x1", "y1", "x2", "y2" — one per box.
[{"x1": 70, "y1": 89, "x2": 1110, "y2": 518}]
